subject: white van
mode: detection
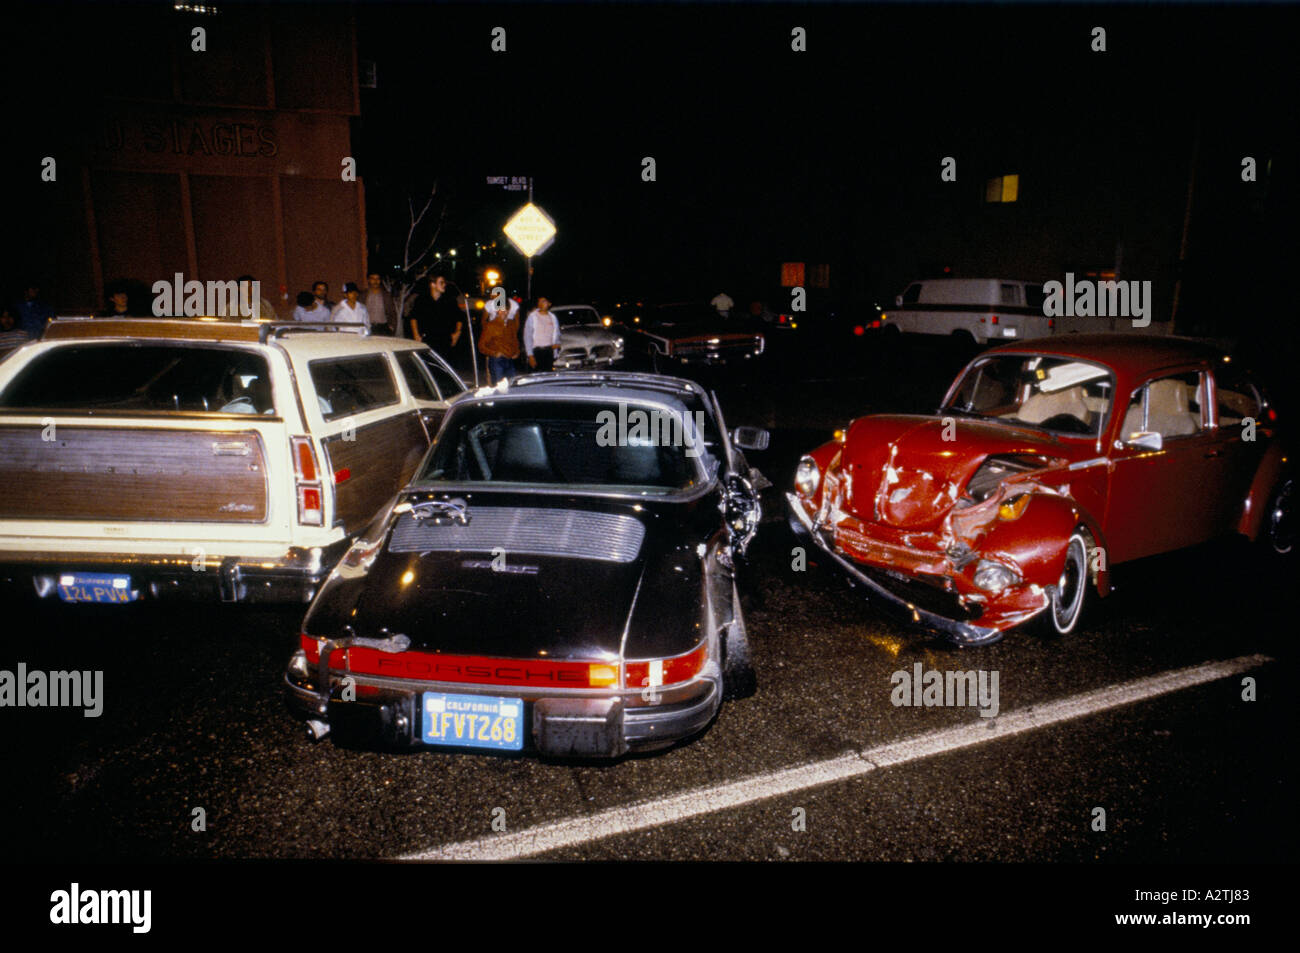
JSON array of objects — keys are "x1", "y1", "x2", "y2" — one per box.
[{"x1": 883, "y1": 278, "x2": 1054, "y2": 345}]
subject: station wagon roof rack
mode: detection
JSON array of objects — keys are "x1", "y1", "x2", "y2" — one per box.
[
  {"x1": 259, "y1": 322, "x2": 369, "y2": 343},
  {"x1": 40, "y1": 316, "x2": 370, "y2": 344}
]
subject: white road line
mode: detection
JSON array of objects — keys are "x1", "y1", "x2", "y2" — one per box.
[{"x1": 400, "y1": 653, "x2": 1272, "y2": 861}]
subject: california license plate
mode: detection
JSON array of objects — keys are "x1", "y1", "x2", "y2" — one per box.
[
  {"x1": 57, "y1": 572, "x2": 137, "y2": 604},
  {"x1": 421, "y1": 692, "x2": 524, "y2": 751}
]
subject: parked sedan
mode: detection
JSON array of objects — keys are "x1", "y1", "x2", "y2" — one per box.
[
  {"x1": 552, "y1": 304, "x2": 625, "y2": 369},
  {"x1": 285, "y1": 371, "x2": 769, "y2": 757},
  {"x1": 788, "y1": 335, "x2": 1290, "y2": 645},
  {"x1": 620, "y1": 303, "x2": 766, "y2": 373}
]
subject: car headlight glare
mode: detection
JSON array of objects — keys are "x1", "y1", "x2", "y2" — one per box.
[
  {"x1": 973, "y1": 559, "x2": 1021, "y2": 592},
  {"x1": 795, "y1": 457, "x2": 821, "y2": 497}
]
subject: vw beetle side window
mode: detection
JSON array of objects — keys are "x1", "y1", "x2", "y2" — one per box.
[{"x1": 1122, "y1": 372, "x2": 1205, "y2": 441}]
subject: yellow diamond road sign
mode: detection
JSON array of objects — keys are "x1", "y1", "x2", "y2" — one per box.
[{"x1": 503, "y1": 203, "x2": 557, "y2": 258}]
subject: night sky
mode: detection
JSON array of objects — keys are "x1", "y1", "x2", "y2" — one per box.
[
  {"x1": 351, "y1": 3, "x2": 1299, "y2": 311},
  {"x1": 6, "y1": 2, "x2": 1298, "y2": 326}
]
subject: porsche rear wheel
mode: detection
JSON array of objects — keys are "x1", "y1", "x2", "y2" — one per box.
[{"x1": 1043, "y1": 531, "x2": 1089, "y2": 635}]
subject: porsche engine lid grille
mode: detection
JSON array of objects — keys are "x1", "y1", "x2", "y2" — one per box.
[{"x1": 389, "y1": 507, "x2": 645, "y2": 563}]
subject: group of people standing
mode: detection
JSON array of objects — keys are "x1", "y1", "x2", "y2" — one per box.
[
  {"x1": 407, "y1": 273, "x2": 562, "y2": 386},
  {"x1": 290, "y1": 274, "x2": 399, "y2": 333},
  {"x1": 6, "y1": 272, "x2": 565, "y2": 388}
]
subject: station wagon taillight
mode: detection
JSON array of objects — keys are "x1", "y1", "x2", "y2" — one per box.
[{"x1": 291, "y1": 436, "x2": 324, "y2": 526}]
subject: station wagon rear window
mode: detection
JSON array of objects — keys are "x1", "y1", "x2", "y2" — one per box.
[
  {"x1": 309, "y1": 354, "x2": 399, "y2": 420},
  {"x1": 0, "y1": 343, "x2": 274, "y2": 414}
]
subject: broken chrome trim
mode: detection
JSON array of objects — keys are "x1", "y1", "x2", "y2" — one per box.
[
  {"x1": 309, "y1": 631, "x2": 413, "y2": 716},
  {"x1": 786, "y1": 492, "x2": 1003, "y2": 646}
]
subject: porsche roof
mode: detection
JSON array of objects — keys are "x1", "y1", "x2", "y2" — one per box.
[{"x1": 461, "y1": 371, "x2": 711, "y2": 414}]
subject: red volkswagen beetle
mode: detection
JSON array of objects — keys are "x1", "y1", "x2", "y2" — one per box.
[{"x1": 788, "y1": 335, "x2": 1292, "y2": 645}]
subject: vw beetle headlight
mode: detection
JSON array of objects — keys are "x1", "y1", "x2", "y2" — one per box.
[
  {"x1": 973, "y1": 559, "x2": 1021, "y2": 592},
  {"x1": 795, "y1": 456, "x2": 821, "y2": 497}
]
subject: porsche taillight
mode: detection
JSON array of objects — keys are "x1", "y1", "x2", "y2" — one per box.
[
  {"x1": 624, "y1": 642, "x2": 709, "y2": 690},
  {"x1": 291, "y1": 436, "x2": 324, "y2": 526}
]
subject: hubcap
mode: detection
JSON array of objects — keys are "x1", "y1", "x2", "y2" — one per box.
[{"x1": 1053, "y1": 539, "x2": 1085, "y2": 629}]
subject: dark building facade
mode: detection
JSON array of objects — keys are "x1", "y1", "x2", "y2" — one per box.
[{"x1": 15, "y1": 3, "x2": 366, "y2": 317}]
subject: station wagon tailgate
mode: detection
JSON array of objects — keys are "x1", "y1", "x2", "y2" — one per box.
[{"x1": 0, "y1": 416, "x2": 284, "y2": 536}]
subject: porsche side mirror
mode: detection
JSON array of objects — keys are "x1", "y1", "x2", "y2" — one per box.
[
  {"x1": 731, "y1": 426, "x2": 770, "y2": 451},
  {"x1": 1123, "y1": 431, "x2": 1163, "y2": 452}
]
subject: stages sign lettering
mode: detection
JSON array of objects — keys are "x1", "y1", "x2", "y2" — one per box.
[{"x1": 100, "y1": 118, "x2": 278, "y2": 158}]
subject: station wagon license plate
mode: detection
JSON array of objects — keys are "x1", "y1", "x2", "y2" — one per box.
[
  {"x1": 422, "y1": 692, "x2": 524, "y2": 751},
  {"x1": 57, "y1": 572, "x2": 137, "y2": 604}
]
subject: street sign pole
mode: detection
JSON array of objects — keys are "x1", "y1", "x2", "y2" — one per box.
[{"x1": 527, "y1": 177, "x2": 533, "y2": 302}]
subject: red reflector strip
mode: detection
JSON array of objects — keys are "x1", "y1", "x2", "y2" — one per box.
[
  {"x1": 334, "y1": 468, "x2": 351, "y2": 484},
  {"x1": 301, "y1": 635, "x2": 610, "y2": 688}
]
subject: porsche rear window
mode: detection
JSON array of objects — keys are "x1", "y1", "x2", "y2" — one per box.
[{"x1": 418, "y1": 400, "x2": 707, "y2": 492}]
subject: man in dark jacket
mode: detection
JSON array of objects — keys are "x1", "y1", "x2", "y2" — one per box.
[{"x1": 408, "y1": 275, "x2": 463, "y2": 355}]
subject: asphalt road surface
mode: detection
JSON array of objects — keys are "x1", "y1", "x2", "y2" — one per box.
[{"x1": 1, "y1": 334, "x2": 1293, "y2": 862}]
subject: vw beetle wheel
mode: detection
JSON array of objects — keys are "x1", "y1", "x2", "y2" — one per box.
[{"x1": 1042, "y1": 531, "x2": 1089, "y2": 635}]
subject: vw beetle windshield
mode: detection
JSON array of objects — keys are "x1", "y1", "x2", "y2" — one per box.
[{"x1": 943, "y1": 355, "x2": 1115, "y2": 437}]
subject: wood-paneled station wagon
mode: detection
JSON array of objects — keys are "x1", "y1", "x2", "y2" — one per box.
[
  {"x1": 0, "y1": 317, "x2": 465, "y2": 604},
  {"x1": 788, "y1": 335, "x2": 1291, "y2": 645}
]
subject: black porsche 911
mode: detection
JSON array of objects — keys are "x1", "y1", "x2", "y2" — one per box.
[{"x1": 284, "y1": 371, "x2": 769, "y2": 758}]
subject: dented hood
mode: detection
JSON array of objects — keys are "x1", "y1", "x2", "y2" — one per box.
[{"x1": 840, "y1": 415, "x2": 1063, "y2": 528}]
